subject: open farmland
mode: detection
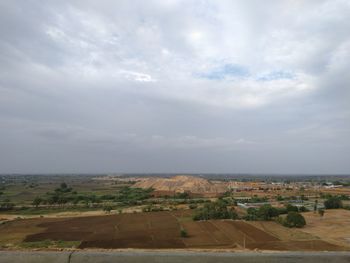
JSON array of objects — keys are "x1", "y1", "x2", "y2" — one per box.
[
  {"x1": 0, "y1": 211, "x2": 347, "y2": 251},
  {"x1": 301, "y1": 209, "x2": 350, "y2": 248}
]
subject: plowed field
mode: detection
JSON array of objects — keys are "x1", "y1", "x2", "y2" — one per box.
[{"x1": 0, "y1": 211, "x2": 347, "y2": 251}]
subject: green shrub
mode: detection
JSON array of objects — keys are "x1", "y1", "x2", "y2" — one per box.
[
  {"x1": 103, "y1": 205, "x2": 113, "y2": 213},
  {"x1": 299, "y1": 206, "x2": 308, "y2": 212},
  {"x1": 180, "y1": 229, "x2": 188, "y2": 238},
  {"x1": 189, "y1": 204, "x2": 198, "y2": 209},
  {"x1": 324, "y1": 196, "x2": 343, "y2": 209},
  {"x1": 283, "y1": 212, "x2": 306, "y2": 228},
  {"x1": 286, "y1": 204, "x2": 298, "y2": 212}
]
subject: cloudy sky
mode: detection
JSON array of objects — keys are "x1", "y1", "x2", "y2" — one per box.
[{"x1": 0, "y1": 0, "x2": 349, "y2": 174}]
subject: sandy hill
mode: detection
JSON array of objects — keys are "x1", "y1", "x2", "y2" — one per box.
[{"x1": 133, "y1": 175, "x2": 228, "y2": 194}]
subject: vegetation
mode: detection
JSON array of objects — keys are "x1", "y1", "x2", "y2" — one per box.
[
  {"x1": 193, "y1": 200, "x2": 237, "y2": 221},
  {"x1": 174, "y1": 192, "x2": 190, "y2": 199},
  {"x1": 142, "y1": 205, "x2": 165, "y2": 212},
  {"x1": 281, "y1": 212, "x2": 306, "y2": 228},
  {"x1": 1, "y1": 206, "x2": 102, "y2": 215},
  {"x1": 324, "y1": 196, "x2": 343, "y2": 209},
  {"x1": 0, "y1": 198, "x2": 14, "y2": 211},
  {"x1": 115, "y1": 186, "x2": 153, "y2": 205},
  {"x1": 244, "y1": 204, "x2": 279, "y2": 221},
  {"x1": 180, "y1": 229, "x2": 188, "y2": 238},
  {"x1": 286, "y1": 204, "x2": 299, "y2": 212},
  {"x1": 103, "y1": 205, "x2": 113, "y2": 213},
  {"x1": 318, "y1": 209, "x2": 325, "y2": 217},
  {"x1": 246, "y1": 196, "x2": 268, "y2": 203},
  {"x1": 298, "y1": 206, "x2": 308, "y2": 212},
  {"x1": 32, "y1": 197, "x2": 43, "y2": 208},
  {"x1": 314, "y1": 199, "x2": 318, "y2": 213},
  {"x1": 188, "y1": 204, "x2": 198, "y2": 209},
  {"x1": 20, "y1": 240, "x2": 80, "y2": 249},
  {"x1": 27, "y1": 183, "x2": 153, "y2": 209},
  {"x1": 320, "y1": 193, "x2": 350, "y2": 200}
]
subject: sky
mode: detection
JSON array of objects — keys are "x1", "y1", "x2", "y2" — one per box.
[{"x1": 0, "y1": 0, "x2": 349, "y2": 174}]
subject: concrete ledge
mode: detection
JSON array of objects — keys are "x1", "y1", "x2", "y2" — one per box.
[
  {"x1": 0, "y1": 251, "x2": 349, "y2": 263},
  {"x1": 0, "y1": 251, "x2": 70, "y2": 263}
]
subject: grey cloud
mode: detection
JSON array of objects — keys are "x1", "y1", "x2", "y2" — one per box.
[{"x1": 0, "y1": 0, "x2": 349, "y2": 174}]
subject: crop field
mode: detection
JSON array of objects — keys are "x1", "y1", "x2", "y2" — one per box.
[
  {"x1": 0, "y1": 175, "x2": 130, "y2": 205},
  {"x1": 0, "y1": 211, "x2": 347, "y2": 251}
]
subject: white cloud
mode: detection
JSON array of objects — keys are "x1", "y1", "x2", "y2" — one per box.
[{"x1": 27, "y1": 0, "x2": 348, "y2": 110}]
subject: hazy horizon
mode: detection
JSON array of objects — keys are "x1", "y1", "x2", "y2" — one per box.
[{"x1": 1, "y1": 1, "x2": 349, "y2": 174}]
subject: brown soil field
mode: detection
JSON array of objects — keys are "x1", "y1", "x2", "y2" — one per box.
[
  {"x1": 301, "y1": 209, "x2": 350, "y2": 248},
  {"x1": 0, "y1": 211, "x2": 348, "y2": 251}
]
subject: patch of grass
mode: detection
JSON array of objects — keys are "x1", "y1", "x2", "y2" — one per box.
[
  {"x1": 177, "y1": 216, "x2": 193, "y2": 222},
  {"x1": 0, "y1": 206, "x2": 103, "y2": 215},
  {"x1": 20, "y1": 240, "x2": 80, "y2": 249}
]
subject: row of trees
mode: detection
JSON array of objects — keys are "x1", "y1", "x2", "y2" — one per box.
[
  {"x1": 0, "y1": 198, "x2": 14, "y2": 211},
  {"x1": 193, "y1": 200, "x2": 238, "y2": 221},
  {"x1": 0, "y1": 187, "x2": 15, "y2": 211},
  {"x1": 241, "y1": 204, "x2": 306, "y2": 228},
  {"x1": 32, "y1": 183, "x2": 153, "y2": 207},
  {"x1": 192, "y1": 202, "x2": 307, "y2": 228}
]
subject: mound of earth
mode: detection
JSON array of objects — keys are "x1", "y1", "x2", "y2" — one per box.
[{"x1": 132, "y1": 175, "x2": 228, "y2": 194}]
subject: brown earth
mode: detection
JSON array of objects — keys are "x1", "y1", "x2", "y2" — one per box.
[
  {"x1": 0, "y1": 211, "x2": 346, "y2": 251},
  {"x1": 133, "y1": 175, "x2": 228, "y2": 195},
  {"x1": 301, "y1": 209, "x2": 350, "y2": 248}
]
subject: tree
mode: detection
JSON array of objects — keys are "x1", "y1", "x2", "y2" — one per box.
[
  {"x1": 318, "y1": 209, "x2": 325, "y2": 218},
  {"x1": 314, "y1": 199, "x2": 318, "y2": 213},
  {"x1": 245, "y1": 207, "x2": 258, "y2": 221},
  {"x1": 284, "y1": 212, "x2": 306, "y2": 228},
  {"x1": 324, "y1": 196, "x2": 343, "y2": 209},
  {"x1": 193, "y1": 200, "x2": 237, "y2": 221},
  {"x1": 32, "y1": 197, "x2": 42, "y2": 208},
  {"x1": 257, "y1": 205, "x2": 279, "y2": 220},
  {"x1": 286, "y1": 204, "x2": 298, "y2": 213},
  {"x1": 0, "y1": 198, "x2": 14, "y2": 211}
]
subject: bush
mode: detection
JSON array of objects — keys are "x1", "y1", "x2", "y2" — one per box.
[
  {"x1": 189, "y1": 204, "x2": 198, "y2": 209},
  {"x1": 286, "y1": 204, "x2": 298, "y2": 213},
  {"x1": 283, "y1": 212, "x2": 306, "y2": 228},
  {"x1": 244, "y1": 208, "x2": 258, "y2": 221},
  {"x1": 180, "y1": 229, "x2": 188, "y2": 238},
  {"x1": 276, "y1": 207, "x2": 288, "y2": 215},
  {"x1": 299, "y1": 206, "x2": 308, "y2": 212},
  {"x1": 324, "y1": 196, "x2": 343, "y2": 209},
  {"x1": 103, "y1": 205, "x2": 113, "y2": 213}
]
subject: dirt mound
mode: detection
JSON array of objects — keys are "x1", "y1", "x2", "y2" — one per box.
[{"x1": 133, "y1": 175, "x2": 227, "y2": 194}]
